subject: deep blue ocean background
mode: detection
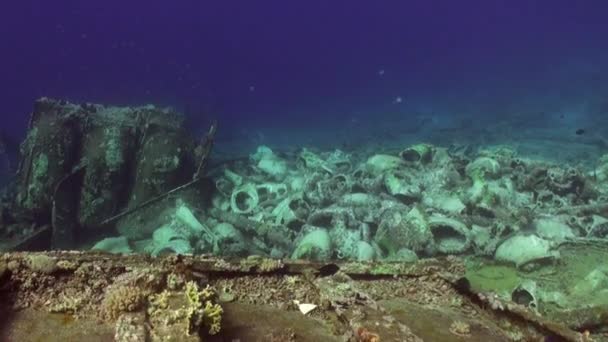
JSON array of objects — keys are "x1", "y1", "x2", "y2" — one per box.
[{"x1": 1, "y1": 0, "x2": 608, "y2": 156}]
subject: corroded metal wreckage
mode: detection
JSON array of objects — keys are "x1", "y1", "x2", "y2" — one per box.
[{"x1": 1, "y1": 98, "x2": 215, "y2": 251}]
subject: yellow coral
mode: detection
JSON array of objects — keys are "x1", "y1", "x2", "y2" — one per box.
[
  {"x1": 185, "y1": 281, "x2": 200, "y2": 305},
  {"x1": 200, "y1": 285, "x2": 215, "y2": 301},
  {"x1": 49, "y1": 292, "x2": 83, "y2": 313},
  {"x1": 183, "y1": 281, "x2": 223, "y2": 335},
  {"x1": 148, "y1": 290, "x2": 170, "y2": 316},
  {"x1": 202, "y1": 300, "x2": 223, "y2": 335},
  {"x1": 101, "y1": 285, "x2": 144, "y2": 321}
]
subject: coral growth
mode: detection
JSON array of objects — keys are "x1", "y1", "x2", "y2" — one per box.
[
  {"x1": 184, "y1": 281, "x2": 223, "y2": 335},
  {"x1": 146, "y1": 280, "x2": 223, "y2": 338},
  {"x1": 101, "y1": 285, "x2": 145, "y2": 321},
  {"x1": 449, "y1": 320, "x2": 471, "y2": 337}
]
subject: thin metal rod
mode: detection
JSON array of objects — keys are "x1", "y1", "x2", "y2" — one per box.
[{"x1": 100, "y1": 120, "x2": 218, "y2": 226}]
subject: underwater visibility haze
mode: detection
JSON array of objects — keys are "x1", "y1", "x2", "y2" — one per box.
[{"x1": 2, "y1": 1, "x2": 608, "y2": 340}]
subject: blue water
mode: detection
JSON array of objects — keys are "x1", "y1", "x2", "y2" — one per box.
[
  {"x1": 3, "y1": 3, "x2": 608, "y2": 337},
  {"x1": 1, "y1": 1, "x2": 608, "y2": 153}
]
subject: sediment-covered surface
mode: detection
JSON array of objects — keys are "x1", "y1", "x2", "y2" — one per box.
[{"x1": 0, "y1": 251, "x2": 603, "y2": 341}]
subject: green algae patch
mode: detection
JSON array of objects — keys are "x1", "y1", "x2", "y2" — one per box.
[{"x1": 465, "y1": 259, "x2": 520, "y2": 294}]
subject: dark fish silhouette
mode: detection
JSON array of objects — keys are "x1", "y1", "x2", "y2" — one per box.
[
  {"x1": 0, "y1": 132, "x2": 18, "y2": 175},
  {"x1": 575, "y1": 128, "x2": 585, "y2": 135}
]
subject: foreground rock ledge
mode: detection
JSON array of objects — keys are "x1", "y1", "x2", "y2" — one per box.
[{"x1": 0, "y1": 251, "x2": 594, "y2": 342}]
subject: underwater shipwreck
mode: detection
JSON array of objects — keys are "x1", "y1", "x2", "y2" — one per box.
[{"x1": 2, "y1": 98, "x2": 608, "y2": 341}]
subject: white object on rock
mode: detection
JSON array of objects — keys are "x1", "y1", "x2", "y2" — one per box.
[{"x1": 293, "y1": 300, "x2": 318, "y2": 315}]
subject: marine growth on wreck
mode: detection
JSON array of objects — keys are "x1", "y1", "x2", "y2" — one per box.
[
  {"x1": 3, "y1": 2, "x2": 608, "y2": 340},
  {"x1": 1, "y1": 98, "x2": 608, "y2": 340}
]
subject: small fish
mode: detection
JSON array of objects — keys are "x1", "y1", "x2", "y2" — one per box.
[
  {"x1": 377, "y1": 69, "x2": 385, "y2": 76},
  {"x1": 575, "y1": 128, "x2": 585, "y2": 135},
  {"x1": 393, "y1": 96, "x2": 403, "y2": 104}
]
